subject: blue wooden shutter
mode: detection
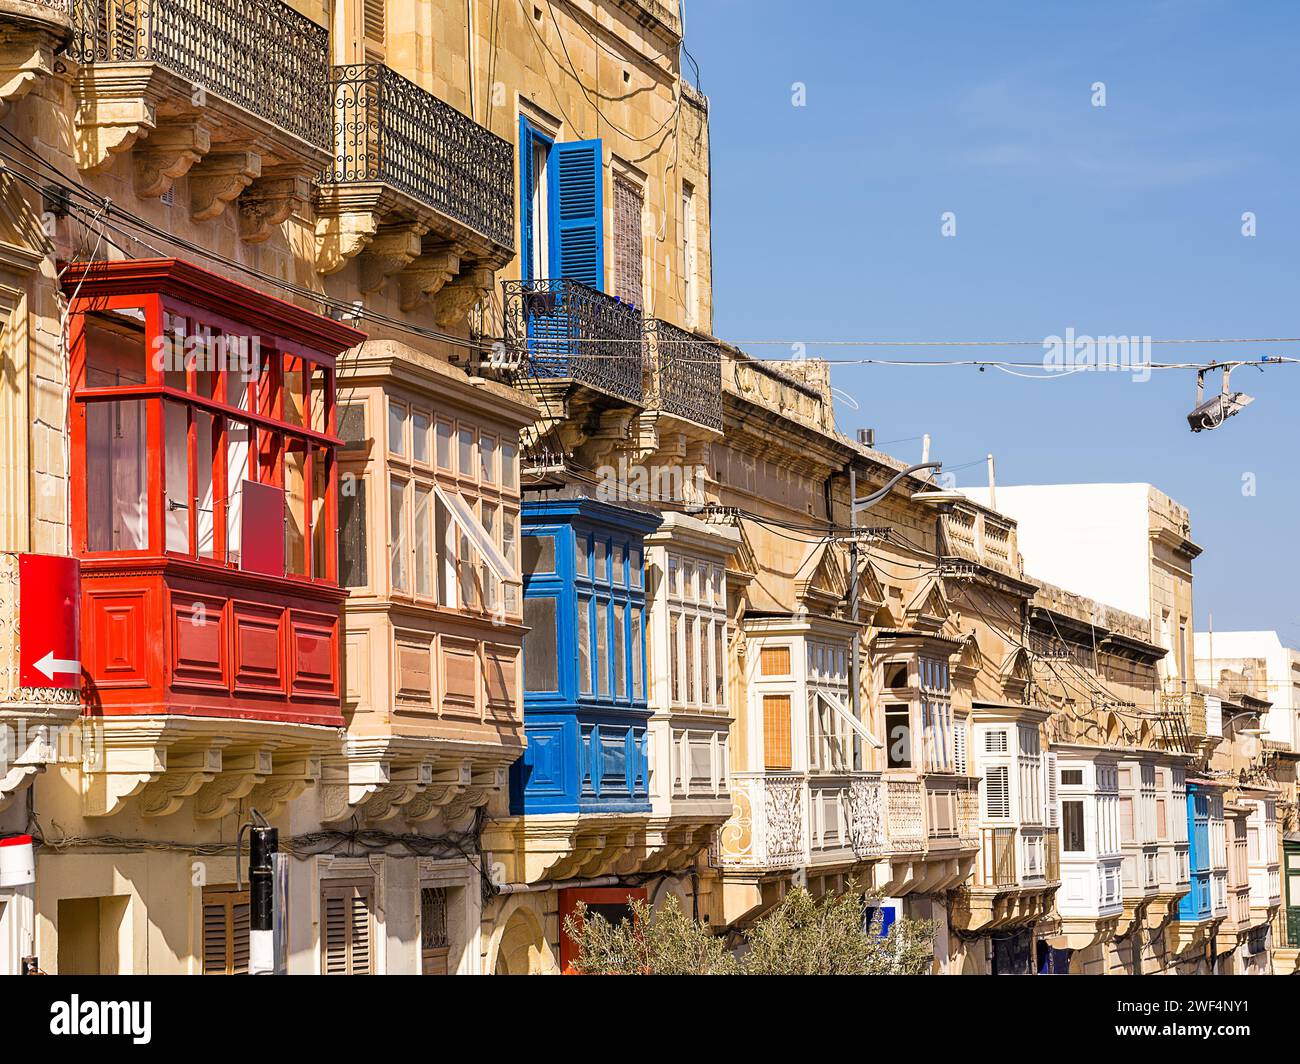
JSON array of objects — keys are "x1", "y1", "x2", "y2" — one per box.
[
  {"x1": 519, "y1": 117, "x2": 539, "y2": 281},
  {"x1": 550, "y1": 139, "x2": 604, "y2": 289}
]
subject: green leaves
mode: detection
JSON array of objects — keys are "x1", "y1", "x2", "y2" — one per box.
[{"x1": 563, "y1": 885, "x2": 935, "y2": 976}]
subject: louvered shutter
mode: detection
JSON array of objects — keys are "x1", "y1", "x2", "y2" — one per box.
[
  {"x1": 763, "y1": 694, "x2": 792, "y2": 770},
  {"x1": 363, "y1": 0, "x2": 386, "y2": 45},
  {"x1": 551, "y1": 140, "x2": 604, "y2": 289},
  {"x1": 613, "y1": 177, "x2": 644, "y2": 308},
  {"x1": 519, "y1": 118, "x2": 539, "y2": 281},
  {"x1": 1045, "y1": 752, "x2": 1058, "y2": 827},
  {"x1": 985, "y1": 764, "x2": 1010, "y2": 819},
  {"x1": 202, "y1": 888, "x2": 250, "y2": 975},
  {"x1": 953, "y1": 720, "x2": 967, "y2": 775},
  {"x1": 984, "y1": 729, "x2": 1008, "y2": 754},
  {"x1": 322, "y1": 881, "x2": 374, "y2": 975}
]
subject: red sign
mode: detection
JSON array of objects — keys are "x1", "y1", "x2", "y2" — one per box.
[{"x1": 18, "y1": 553, "x2": 81, "y2": 689}]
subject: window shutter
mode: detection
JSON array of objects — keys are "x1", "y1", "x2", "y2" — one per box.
[
  {"x1": 322, "y1": 880, "x2": 374, "y2": 975},
  {"x1": 984, "y1": 729, "x2": 1008, "y2": 754},
  {"x1": 613, "y1": 177, "x2": 644, "y2": 308},
  {"x1": 519, "y1": 118, "x2": 539, "y2": 280},
  {"x1": 953, "y1": 721, "x2": 967, "y2": 775},
  {"x1": 363, "y1": 0, "x2": 386, "y2": 44},
  {"x1": 1045, "y1": 752, "x2": 1058, "y2": 826},
  {"x1": 985, "y1": 764, "x2": 1010, "y2": 819},
  {"x1": 202, "y1": 887, "x2": 250, "y2": 975},
  {"x1": 763, "y1": 694, "x2": 792, "y2": 770},
  {"x1": 551, "y1": 140, "x2": 604, "y2": 289}
]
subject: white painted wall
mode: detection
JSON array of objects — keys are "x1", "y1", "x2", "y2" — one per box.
[
  {"x1": 1193, "y1": 629, "x2": 1299, "y2": 750},
  {"x1": 961, "y1": 484, "x2": 1153, "y2": 619}
]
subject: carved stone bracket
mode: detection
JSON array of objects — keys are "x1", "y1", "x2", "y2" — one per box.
[
  {"x1": 192, "y1": 748, "x2": 274, "y2": 821},
  {"x1": 313, "y1": 183, "x2": 385, "y2": 275},
  {"x1": 74, "y1": 64, "x2": 168, "y2": 174},
  {"x1": 0, "y1": 715, "x2": 61, "y2": 813},
  {"x1": 431, "y1": 265, "x2": 493, "y2": 327},
  {"x1": 358, "y1": 221, "x2": 429, "y2": 293},
  {"x1": 82, "y1": 717, "x2": 333, "y2": 818},
  {"x1": 398, "y1": 242, "x2": 463, "y2": 312},
  {"x1": 133, "y1": 118, "x2": 212, "y2": 199},
  {"x1": 0, "y1": 19, "x2": 66, "y2": 115},
  {"x1": 190, "y1": 150, "x2": 261, "y2": 222},
  {"x1": 237, "y1": 166, "x2": 312, "y2": 244},
  {"x1": 246, "y1": 754, "x2": 322, "y2": 819},
  {"x1": 139, "y1": 747, "x2": 224, "y2": 818},
  {"x1": 320, "y1": 740, "x2": 509, "y2": 826}
]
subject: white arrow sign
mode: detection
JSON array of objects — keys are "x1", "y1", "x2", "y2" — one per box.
[{"x1": 34, "y1": 651, "x2": 80, "y2": 681}]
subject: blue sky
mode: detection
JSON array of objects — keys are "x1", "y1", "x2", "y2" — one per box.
[{"x1": 684, "y1": 0, "x2": 1300, "y2": 638}]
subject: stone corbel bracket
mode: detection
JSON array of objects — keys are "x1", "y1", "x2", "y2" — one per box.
[
  {"x1": 0, "y1": 719, "x2": 59, "y2": 813},
  {"x1": 82, "y1": 718, "x2": 332, "y2": 818},
  {"x1": 139, "y1": 746, "x2": 226, "y2": 818},
  {"x1": 399, "y1": 241, "x2": 465, "y2": 312},
  {"x1": 313, "y1": 183, "x2": 387, "y2": 275},
  {"x1": 237, "y1": 165, "x2": 313, "y2": 245},
  {"x1": 189, "y1": 149, "x2": 261, "y2": 223},
  {"x1": 191, "y1": 748, "x2": 275, "y2": 821},
  {"x1": 431, "y1": 264, "x2": 494, "y2": 328},
  {"x1": 132, "y1": 117, "x2": 212, "y2": 199},
  {"x1": 0, "y1": 17, "x2": 68, "y2": 115},
  {"x1": 358, "y1": 220, "x2": 429, "y2": 293},
  {"x1": 74, "y1": 63, "x2": 169, "y2": 174},
  {"x1": 247, "y1": 754, "x2": 322, "y2": 819}
]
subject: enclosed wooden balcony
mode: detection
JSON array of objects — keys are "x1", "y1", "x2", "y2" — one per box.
[{"x1": 65, "y1": 259, "x2": 362, "y2": 727}]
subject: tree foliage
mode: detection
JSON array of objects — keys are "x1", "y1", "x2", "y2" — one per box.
[{"x1": 563, "y1": 886, "x2": 934, "y2": 976}]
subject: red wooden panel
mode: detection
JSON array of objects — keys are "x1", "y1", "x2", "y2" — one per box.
[
  {"x1": 288, "y1": 609, "x2": 337, "y2": 698},
  {"x1": 241, "y1": 479, "x2": 285, "y2": 577},
  {"x1": 232, "y1": 600, "x2": 286, "y2": 695},
  {"x1": 85, "y1": 589, "x2": 150, "y2": 688},
  {"x1": 558, "y1": 887, "x2": 648, "y2": 974},
  {"x1": 18, "y1": 554, "x2": 81, "y2": 688},
  {"x1": 169, "y1": 591, "x2": 227, "y2": 691}
]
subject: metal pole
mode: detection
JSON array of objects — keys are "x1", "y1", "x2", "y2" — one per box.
[
  {"x1": 849, "y1": 466, "x2": 861, "y2": 771},
  {"x1": 249, "y1": 825, "x2": 277, "y2": 975}
]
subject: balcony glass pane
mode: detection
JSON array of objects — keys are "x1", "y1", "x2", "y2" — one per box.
[
  {"x1": 164, "y1": 400, "x2": 190, "y2": 552},
  {"x1": 85, "y1": 399, "x2": 149, "y2": 551},
  {"x1": 339, "y1": 477, "x2": 368, "y2": 588},
  {"x1": 523, "y1": 597, "x2": 557, "y2": 692}
]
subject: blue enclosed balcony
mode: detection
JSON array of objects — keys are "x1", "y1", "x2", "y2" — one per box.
[
  {"x1": 512, "y1": 498, "x2": 661, "y2": 814},
  {"x1": 1177, "y1": 783, "x2": 1225, "y2": 922}
]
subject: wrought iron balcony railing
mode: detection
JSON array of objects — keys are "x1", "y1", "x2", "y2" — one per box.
[
  {"x1": 503, "y1": 278, "x2": 644, "y2": 404},
  {"x1": 643, "y1": 318, "x2": 723, "y2": 432},
  {"x1": 69, "y1": 0, "x2": 330, "y2": 149},
  {"x1": 325, "y1": 62, "x2": 514, "y2": 251}
]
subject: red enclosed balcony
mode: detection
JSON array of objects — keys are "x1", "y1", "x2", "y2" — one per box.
[{"x1": 65, "y1": 259, "x2": 365, "y2": 727}]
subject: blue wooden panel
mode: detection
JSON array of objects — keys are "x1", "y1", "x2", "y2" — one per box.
[{"x1": 512, "y1": 498, "x2": 660, "y2": 815}]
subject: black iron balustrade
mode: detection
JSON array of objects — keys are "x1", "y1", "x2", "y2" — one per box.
[
  {"x1": 643, "y1": 318, "x2": 723, "y2": 432},
  {"x1": 68, "y1": 0, "x2": 329, "y2": 150},
  {"x1": 503, "y1": 279, "x2": 644, "y2": 405},
  {"x1": 325, "y1": 62, "x2": 514, "y2": 252}
]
